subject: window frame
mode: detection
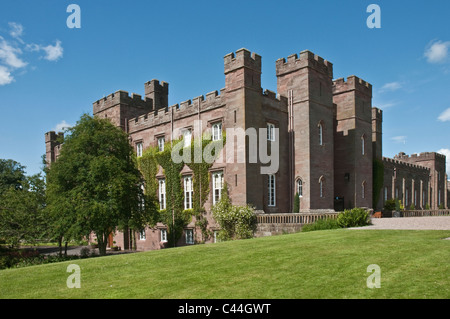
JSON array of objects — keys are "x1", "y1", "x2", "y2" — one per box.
[
  {"x1": 185, "y1": 229, "x2": 194, "y2": 245},
  {"x1": 267, "y1": 123, "x2": 275, "y2": 142},
  {"x1": 136, "y1": 141, "x2": 143, "y2": 157},
  {"x1": 268, "y1": 174, "x2": 276, "y2": 206},
  {"x1": 160, "y1": 229, "x2": 168, "y2": 242},
  {"x1": 139, "y1": 229, "x2": 146, "y2": 241},
  {"x1": 212, "y1": 171, "x2": 224, "y2": 205},
  {"x1": 157, "y1": 136, "x2": 165, "y2": 152},
  {"x1": 183, "y1": 129, "x2": 192, "y2": 148},
  {"x1": 297, "y1": 179, "x2": 303, "y2": 197},
  {"x1": 184, "y1": 175, "x2": 193, "y2": 210},
  {"x1": 212, "y1": 122, "x2": 222, "y2": 141},
  {"x1": 159, "y1": 179, "x2": 166, "y2": 210},
  {"x1": 318, "y1": 123, "x2": 323, "y2": 146}
]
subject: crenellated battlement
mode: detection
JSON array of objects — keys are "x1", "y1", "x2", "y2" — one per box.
[
  {"x1": 93, "y1": 90, "x2": 153, "y2": 115},
  {"x1": 372, "y1": 107, "x2": 382, "y2": 119},
  {"x1": 224, "y1": 48, "x2": 261, "y2": 74},
  {"x1": 128, "y1": 88, "x2": 226, "y2": 132},
  {"x1": 395, "y1": 151, "x2": 446, "y2": 163},
  {"x1": 383, "y1": 156, "x2": 430, "y2": 172},
  {"x1": 332, "y1": 75, "x2": 372, "y2": 96},
  {"x1": 275, "y1": 50, "x2": 333, "y2": 78}
]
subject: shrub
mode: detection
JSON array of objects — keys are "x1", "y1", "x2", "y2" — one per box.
[
  {"x1": 384, "y1": 199, "x2": 396, "y2": 211},
  {"x1": 336, "y1": 208, "x2": 371, "y2": 228},
  {"x1": 302, "y1": 218, "x2": 340, "y2": 232},
  {"x1": 212, "y1": 183, "x2": 256, "y2": 241}
]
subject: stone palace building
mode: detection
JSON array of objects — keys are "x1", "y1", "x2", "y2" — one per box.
[{"x1": 45, "y1": 48, "x2": 449, "y2": 250}]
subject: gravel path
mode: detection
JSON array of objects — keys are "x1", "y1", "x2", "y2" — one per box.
[{"x1": 351, "y1": 216, "x2": 450, "y2": 230}]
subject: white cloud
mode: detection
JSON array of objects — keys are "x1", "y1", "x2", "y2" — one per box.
[
  {"x1": 437, "y1": 148, "x2": 450, "y2": 176},
  {"x1": 0, "y1": 36, "x2": 27, "y2": 69},
  {"x1": 8, "y1": 22, "x2": 24, "y2": 42},
  {"x1": 41, "y1": 40, "x2": 63, "y2": 61},
  {"x1": 424, "y1": 40, "x2": 450, "y2": 64},
  {"x1": 0, "y1": 65, "x2": 13, "y2": 85},
  {"x1": 391, "y1": 136, "x2": 407, "y2": 144},
  {"x1": 377, "y1": 102, "x2": 398, "y2": 109},
  {"x1": 26, "y1": 40, "x2": 63, "y2": 62},
  {"x1": 0, "y1": 22, "x2": 63, "y2": 86},
  {"x1": 379, "y1": 81, "x2": 402, "y2": 92},
  {"x1": 53, "y1": 120, "x2": 73, "y2": 132},
  {"x1": 438, "y1": 108, "x2": 450, "y2": 122}
]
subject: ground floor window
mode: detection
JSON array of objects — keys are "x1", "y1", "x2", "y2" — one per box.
[
  {"x1": 139, "y1": 229, "x2": 146, "y2": 240},
  {"x1": 185, "y1": 229, "x2": 194, "y2": 245},
  {"x1": 161, "y1": 229, "x2": 168, "y2": 242}
]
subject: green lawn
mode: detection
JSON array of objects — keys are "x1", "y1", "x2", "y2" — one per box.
[{"x1": 1, "y1": 229, "x2": 449, "y2": 299}]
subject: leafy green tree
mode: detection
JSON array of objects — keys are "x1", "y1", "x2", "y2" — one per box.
[
  {"x1": 212, "y1": 183, "x2": 256, "y2": 241},
  {"x1": 46, "y1": 114, "x2": 153, "y2": 255},
  {"x1": 0, "y1": 173, "x2": 48, "y2": 247},
  {"x1": 0, "y1": 159, "x2": 26, "y2": 195}
]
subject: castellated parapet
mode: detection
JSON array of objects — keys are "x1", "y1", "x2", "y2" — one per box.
[
  {"x1": 93, "y1": 90, "x2": 153, "y2": 115},
  {"x1": 145, "y1": 79, "x2": 169, "y2": 109},
  {"x1": 382, "y1": 156, "x2": 431, "y2": 172},
  {"x1": 275, "y1": 50, "x2": 333, "y2": 78},
  {"x1": 224, "y1": 48, "x2": 262, "y2": 74},
  {"x1": 332, "y1": 75, "x2": 372, "y2": 96}
]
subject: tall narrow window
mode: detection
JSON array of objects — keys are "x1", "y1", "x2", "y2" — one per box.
[
  {"x1": 268, "y1": 174, "x2": 276, "y2": 206},
  {"x1": 212, "y1": 122, "x2": 222, "y2": 141},
  {"x1": 183, "y1": 129, "x2": 192, "y2": 148},
  {"x1": 395, "y1": 187, "x2": 399, "y2": 199},
  {"x1": 319, "y1": 177, "x2": 324, "y2": 198},
  {"x1": 318, "y1": 123, "x2": 323, "y2": 146},
  {"x1": 159, "y1": 179, "x2": 166, "y2": 210},
  {"x1": 267, "y1": 123, "x2": 275, "y2": 142},
  {"x1": 297, "y1": 179, "x2": 303, "y2": 197},
  {"x1": 184, "y1": 176, "x2": 193, "y2": 210},
  {"x1": 414, "y1": 190, "x2": 417, "y2": 207},
  {"x1": 361, "y1": 135, "x2": 365, "y2": 155},
  {"x1": 423, "y1": 190, "x2": 426, "y2": 207},
  {"x1": 157, "y1": 136, "x2": 165, "y2": 152},
  {"x1": 405, "y1": 189, "x2": 409, "y2": 207},
  {"x1": 212, "y1": 171, "x2": 223, "y2": 205},
  {"x1": 362, "y1": 181, "x2": 366, "y2": 199},
  {"x1": 136, "y1": 142, "x2": 143, "y2": 157},
  {"x1": 384, "y1": 187, "x2": 388, "y2": 202}
]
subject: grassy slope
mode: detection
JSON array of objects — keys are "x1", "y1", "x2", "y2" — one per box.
[{"x1": 1, "y1": 229, "x2": 449, "y2": 299}]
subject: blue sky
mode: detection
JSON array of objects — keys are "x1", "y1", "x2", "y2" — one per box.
[{"x1": 1, "y1": 0, "x2": 450, "y2": 176}]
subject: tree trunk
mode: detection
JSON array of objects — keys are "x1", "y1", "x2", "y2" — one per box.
[
  {"x1": 58, "y1": 236, "x2": 63, "y2": 257},
  {"x1": 64, "y1": 241, "x2": 68, "y2": 257},
  {"x1": 96, "y1": 232, "x2": 108, "y2": 256}
]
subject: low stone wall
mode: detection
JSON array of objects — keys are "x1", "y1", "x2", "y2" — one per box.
[
  {"x1": 255, "y1": 212, "x2": 339, "y2": 237},
  {"x1": 401, "y1": 209, "x2": 450, "y2": 217}
]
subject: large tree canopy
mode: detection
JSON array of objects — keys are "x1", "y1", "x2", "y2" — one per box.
[
  {"x1": 0, "y1": 173, "x2": 47, "y2": 247},
  {"x1": 46, "y1": 114, "x2": 154, "y2": 255},
  {"x1": 0, "y1": 159, "x2": 26, "y2": 195}
]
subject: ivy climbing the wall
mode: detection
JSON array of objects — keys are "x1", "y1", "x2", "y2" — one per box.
[{"x1": 137, "y1": 131, "x2": 225, "y2": 247}]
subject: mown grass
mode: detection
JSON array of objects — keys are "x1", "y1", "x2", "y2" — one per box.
[{"x1": 0, "y1": 229, "x2": 449, "y2": 299}]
